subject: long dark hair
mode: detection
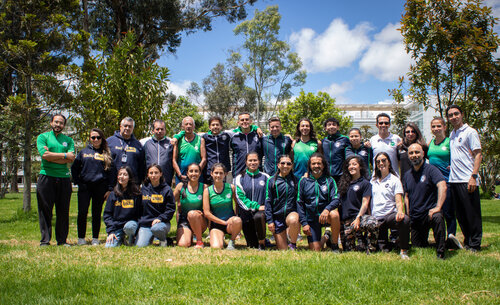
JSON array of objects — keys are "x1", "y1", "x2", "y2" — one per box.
[
  {"x1": 402, "y1": 122, "x2": 426, "y2": 147},
  {"x1": 272, "y1": 154, "x2": 296, "y2": 182},
  {"x1": 90, "y1": 128, "x2": 112, "y2": 170},
  {"x1": 294, "y1": 118, "x2": 317, "y2": 142},
  {"x1": 307, "y1": 152, "x2": 330, "y2": 178},
  {"x1": 114, "y1": 166, "x2": 141, "y2": 197},
  {"x1": 373, "y1": 152, "x2": 397, "y2": 179},
  {"x1": 181, "y1": 163, "x2": 202, "y2": 199},
  {"x1": 338, "y1": 155, "x2": 368, "y2": 197},
  {"x1": 143, "y1": 164, "x2": 165, "y2": 186}
]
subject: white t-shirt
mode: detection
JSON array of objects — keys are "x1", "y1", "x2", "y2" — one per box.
[
  {"x1": 449, "y1": 124, "x2": 481, "y2": 184},
  {"x1": 370, "y1": 133, "x2": 402, "y2": 176},
  {"x1": 370, "y1": 173, "x2": 404, "y2": 220}
]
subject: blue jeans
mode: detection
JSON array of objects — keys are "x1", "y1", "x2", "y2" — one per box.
[
  {"x1": 105, "y1": 220, "x2": 138, "y2": 248},
  {"x1": 136, "y1": 222, "x2": 171, "y2": 247}
]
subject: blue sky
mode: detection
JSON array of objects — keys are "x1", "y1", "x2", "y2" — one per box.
[{"x1": 158, "y1": 0, "x2": 500, "y2": 105}]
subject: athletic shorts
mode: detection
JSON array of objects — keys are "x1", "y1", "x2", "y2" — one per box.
[
  {"x1": 272, "y1": 215, "x2": 287, "y2": 234},
  {"x1": 177, "y1": 217, "x2": 191, "y2": 230},
  {"x1": 210, "y1": 222, "x2": 228, "y2": 235},
  {"x1": 307, "y1": 220, "x2": 329, "y2": 243}
]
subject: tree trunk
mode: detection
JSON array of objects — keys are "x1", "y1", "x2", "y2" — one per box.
[
  {"x1": 0, "y1": 142, "x2": 6, "y2": 199},
  {"x1": 23, "y1": 75, "x2": 32, "y2": 212}
]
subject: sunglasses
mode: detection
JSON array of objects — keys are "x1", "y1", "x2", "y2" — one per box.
[
  {"x1": 376, "y1": 158, "x2": 388, "y2": 164},
  {"x1": 90, "y1": 136, "x2": 102, "y2": 140},
  {"x1": 378, "y1": 121, "x2": 390, "y2": 126},
  {"x1": 405, "y1": 130, "x2": 416, "y2": 134},
  {"x1": 280, "y1": 162, "x2": 292, "y2": 166}
]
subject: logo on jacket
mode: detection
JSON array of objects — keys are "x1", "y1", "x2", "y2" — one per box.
[
  {"x1": 459, "y1": 137, "x2": 462, "y2": 143},
  {"x1": 385, "y1": 183, "x2": 389, "y2": 188},
  {"x1": 442, "y1": 146, "x2": 447, "y2": 151},
  {"x1": 226, "y1": 193, "x2": 231, "y2": 199},
  {"x1": 125, "y1": 147, "x2": 137, "y2": 153},
  {"x1": 420, "y1": 175, "x2": 426, "y2": 183},
  {"x1": 62, "y1": 142, "x2": 68, "y2": 147},
  {"x1": 359, "y1": 151, "x2": 367, "y2": 156},
  {"x1": 222, "y1": 135, "x2": 227, "y2": 141},
  {"x1": 121, "y1": 199, "x2": 134, "y2": 208},
  {"x1": 259, "y1": 180, "x2": 265, "y2": 186},
  {"x1": 321, "y1": 185, "x2": 327, "y2": 192},
  {"x1": 94, "y1": 153, "x2": 104, "y2": 161},
  {"x1": 335, "y1": 142, "x2": 341, "y2": 148},
  {"x1": 353, "y1": 185, "x2": 360, "y2": 191},
  {"x1": 198, "y1": 195, "x2": 203, "y2": 200},
  {"x1": 151, "y1": 194, "x2": 164, "y2": 203}
]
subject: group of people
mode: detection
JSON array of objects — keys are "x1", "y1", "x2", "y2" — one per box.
[{"x1": 36, "y1": 104, "x2": 483, "y2": 259}]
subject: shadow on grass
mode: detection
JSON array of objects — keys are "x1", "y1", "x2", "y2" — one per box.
[
  {"x1": 482, "y1": 216, "x2": 500, "y2": 224},
  {"x1": 0, "y1": 209, "x2": 38, "y2": 223}
]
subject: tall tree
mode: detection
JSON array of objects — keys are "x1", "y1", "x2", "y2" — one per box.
[
  {"x1": 278, "y1": 91, "x2": 352, "y2": 139},
  {"x1": 399, "y1": 0, "x2": 500, "y2": 197},
  {"x1": 199, "y1": 62, "x2": 257, "y2": 122},
  {"x1": 74, "y1": 33, "x2": 169, "y2": 140},
  {"x1": 0, "y1": 0, "x2": 80, "y2": 209},
  {"x1": 86, "y1": 0, "x2": 257, "y2": 58},
  {"x1": 232, "y1": 5, "x2": 306, "y2": 124}
]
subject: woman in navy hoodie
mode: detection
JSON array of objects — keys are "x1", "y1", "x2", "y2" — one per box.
[
  {"x1": 71, "y1": 128, "x2": 113, "y2": 246},
  {"x1": 264, "y1": 155, "x2": 300, "y2": 250},
  {"x1": 136, "y1": 164, "x2": 175, "y2": 247},
  {"x1": 103, "y1": 166, "x2": 142, "y2": 247}
]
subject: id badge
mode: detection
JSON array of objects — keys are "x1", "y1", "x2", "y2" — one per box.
[{"x1": 121, "y1": 153, "x2": 127, "y2": 163}]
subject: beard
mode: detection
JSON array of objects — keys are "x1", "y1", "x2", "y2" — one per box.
[{"x1": 410, "y1": 157, "x2": 423, "y2": 166}]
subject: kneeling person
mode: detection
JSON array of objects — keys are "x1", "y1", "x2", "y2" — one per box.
[
  {"x1": 265, "y1": 155, "x2": 300, "y2": 250},
  {"x1": 136, "y1": 165, "x2": 175, "y2": 247},
  {"x1": 403, "y1": 143, "x2": 447, "y2": 259},
  {"x1": 297, "y1": 153, "x2": 341, "y2": 251}
]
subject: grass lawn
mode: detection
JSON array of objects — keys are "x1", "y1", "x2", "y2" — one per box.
[{"x1": 0, "y1": 192, "x2": 498, "y2": 304}]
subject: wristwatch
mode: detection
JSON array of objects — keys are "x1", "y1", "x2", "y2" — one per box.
[{"x1": 472, "y1": 174, "x2": 478, "y2": 179}]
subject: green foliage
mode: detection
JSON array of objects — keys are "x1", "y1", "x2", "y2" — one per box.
[
  {"x1": 162, "y1": 95, "x2": 207, "y2": 135},
  {"x1": 199, "y1": 62, "x2": 257, "y2": 122},
  {"x1": 232, "y1": 5, "x2": 307, "y2": 123},
  {"x1": 278, "y1": 91, "x2": 352, "y2": 139},
  {"x1": 0, "y1": 192, "x2": 499, "y2": 304},
  {"x1": 74, "y1": 33, "x2": 170, "y2": 140},
  {"x1": 399, "y1": 0, "x2": 500, "y2": 197},
  {"x1": 86, "y1": 0, "x2": 257, "y2": 58}
]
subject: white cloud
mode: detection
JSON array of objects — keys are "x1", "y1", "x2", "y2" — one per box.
[
  {"x1": 290, "y1": 19, "x2": 372, "y2": 73},
  {"x1": 321, "y1": 81, "x2": 353, "y2": 104},
  {"x1": 359, "y1": 23, "x2": 413, "y2": 82},
  {"x1": 166, "y1": 80, "x2": 192, "y2": 97}
]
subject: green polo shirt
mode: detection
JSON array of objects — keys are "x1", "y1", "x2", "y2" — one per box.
[{"x1": 37, "y1": 131, "x2": 75, "y2": 178}]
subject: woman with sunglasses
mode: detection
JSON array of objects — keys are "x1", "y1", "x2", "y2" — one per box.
[
  {"x1": 72, "y1": 128, "x2": 113, "y2": 246},
  {"x1": 370, "y1": 152, "x2": 410, "y2": 259},
  {"x1": 398, "y1": 122, "x2": 427, "y2": 177},
  {"x1": 264, "y1": 155, "x2": 300, "y2": 250}
]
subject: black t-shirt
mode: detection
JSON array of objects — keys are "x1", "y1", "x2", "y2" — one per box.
[
  {"x1": 403, "y1": 162, "x2": 444, "y2": 221},
  {"x1": 340, "y1": 177, "x2": 372, "y2": 221}
]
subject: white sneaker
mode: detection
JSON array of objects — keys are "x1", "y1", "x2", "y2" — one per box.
[
  {"x1": 77, "y1": 238, "x2": 86, "y2": 245},
  {"x1": 448, "y1": 234, "x2": 463, "y2": 249},
  {"x1": 400, "y1": 250, "x2": 410, "y2": 260},
  {"x1": 226, "y1": 240, "x2": 235, "y2": 250},
  {"x1": 91, "y1": 238, "x2": 100, "y2": 246}
]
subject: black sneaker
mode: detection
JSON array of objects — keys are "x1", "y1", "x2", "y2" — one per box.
[
  {"x1": 330, "y1": 243, "x2": 340, "y2": 254},
  {"x1": 258, "y1": 244, "x2": 266, "y2": 251},
  {"x1": 437, "y1": 252, "x2": 445, "y2": 260},
  {"x1": 324, "y1": 230, "x2": 332, "y2": 248}
]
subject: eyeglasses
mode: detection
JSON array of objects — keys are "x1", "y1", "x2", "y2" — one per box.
[
  {"x1": 447, "y1": 111, "x2": 461, "y2": 118},
  {"x1": 90, "y1": 136, "x2": 102, "y2": 140},
  {"x1": 376, "y1": 158, "x2": 388, "y2": 164},
  {"x1": 378, "y1": 121, "x2": 390, "y2": 126},
  {"x1": 280, "y1": 162, "x2": 292, "y2": 166}
]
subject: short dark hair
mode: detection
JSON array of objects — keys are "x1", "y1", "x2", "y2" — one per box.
[
  {"x1": 268, "y1": 117, "x2": 281, "y2": 124},
  {"x1": 209, "y1": 116, "x2": 223, "y2": 126},
  {"x1": 51, "y1": 113, "x2": 67, "y2": 125},
  {"x1": 431, "y1": 116, "x2": 446, "y2": 125},
  {"x1": 152, "y1": 119, "x2": 165, "y2": 129},
  {"x1": 324, "y1": 117, "x2": 339, "y2": 127},
  {"x1": 238, "y1": 112, "x2": 251, "y2": 119},
  {"x1": 446, "y1": 104, "x2": 463, "y2": 116},
  {"x1": 376, "y1": 113, "x2": 391, "y2": 124}
]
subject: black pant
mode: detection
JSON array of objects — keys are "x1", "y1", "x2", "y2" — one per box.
[
  {"x1": 442, "y1": 184, "x2": 457, "y2": 236},
  {"x1": 36, "y1": 175, "x2": 72, "y2": 245},
  {"x1": 410, "y1": 212, "x2": 446, "y2": 254},
  {"x1": 450, "y1": 183, "x2": 482, "y2": 248},
  {"x1": 377, "y1": 212, "x2": 410, "y2": 250},
  {"x1": 77, "y1": 181, "x2": 107, "y2": 239},
  {"x1": 242, "y1": 210, "x2": 266, "y2": 248}
]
